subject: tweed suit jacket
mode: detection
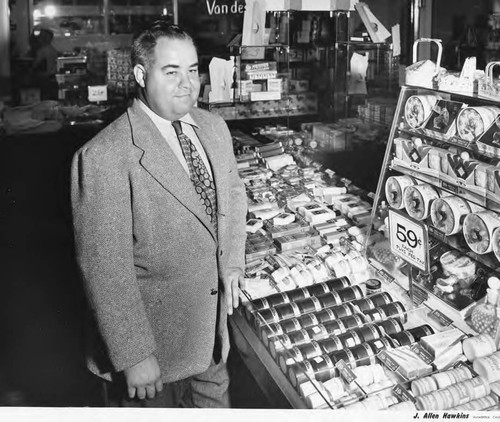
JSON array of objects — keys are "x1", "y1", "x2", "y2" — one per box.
[{"x1": 71, "y1": 99, "x2": 247, "y2": 383}]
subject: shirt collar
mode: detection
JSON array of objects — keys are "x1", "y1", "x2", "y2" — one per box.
[{"x1": 136, "y1": 98, "x2": 199, "y2": 129}]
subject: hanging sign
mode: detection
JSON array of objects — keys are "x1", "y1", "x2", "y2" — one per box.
[
  {"x1": 388, "y1": 209, "x2": 429, "y2": 272},
  {"x1": 206, "y1": 0, "x2": 245, "y2": 15}
]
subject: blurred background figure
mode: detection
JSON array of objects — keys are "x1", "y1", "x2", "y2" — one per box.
[{"x1": 30, "y1": 28, "x2": 59, "y2": 100}]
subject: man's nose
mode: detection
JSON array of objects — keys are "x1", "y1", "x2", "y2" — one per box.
[{"x1": 179, "y1": 72, "x2": 190, "y2": 88}]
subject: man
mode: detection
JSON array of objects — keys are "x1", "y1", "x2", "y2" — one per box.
[{"x1": 71, "y1": 22, "x2": 247, "y2": 407}]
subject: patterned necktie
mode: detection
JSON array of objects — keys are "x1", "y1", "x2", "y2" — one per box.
[{"x1": 172, "y1": 120, "x2": 217, "y2": 230}]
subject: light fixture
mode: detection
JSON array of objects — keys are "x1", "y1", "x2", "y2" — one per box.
[
  {"x1": 44, "y1": 5, "x2": 57, "y2": 19},
  {"x1": 162, "y1": 7, "x2": 168, "y2": 16}
]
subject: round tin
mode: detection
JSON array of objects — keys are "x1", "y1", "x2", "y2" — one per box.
[
  {"x1": 306, "y1": 282, "x2": 330, "y2": 297},
  {"x1": 286, "y1": 329, "x2": 312, "y2": 349},
  {"x1": 350, "y1": 343, "x2": 376, "y2": 366},
  {"x1": 365, "y1": 278, "x2": 382, "y2": 295},
  {"x1": 312, "y1": 308, "x2": 337, "y2": 324},
  {"x1": 385, "y1": 175, "x2": 417, "y2": 209},
  {"x1": 411, "y1": 376, "x2": 439, "y2": 397},
  {"x1": 431, "y1": 196, "x2": 472, "y2": 236},
  {"x1": 473, "y1": 351, "x2": 500, "y2": 383},
  {"x1": 321, "y1": 319, "x2": 346, "y2": 336},
  {"x1": 329, "y1": 304, "x2": 353, "y2": 319},
  {"x1": 274, "y1": 302, "x2": 301, "y2": 320},
  {"x1": 297, "y1": 313, "x2": 319, "y2": 329},
  {"x1": 317, "y1": 336, "x2": 343, "y2": 354},
  {"x1": 296, "y1": 297, "x2": 322, "y2": 315},
  {"x1": 432, "y1": 370, "x2": 457, "y2": 390},
  {"x1": 463, "y1": 333, "x2": 497, "y2": 361},
  {"x1": 279, "y1": 346, "x2": 305, "y2": 371},
  {"x1": 278, "y1": 318, "x2": 303, "y2": 335},
  {"x1": 254, "y1": 307, "x2": 280, "y2": 327},
  {"x1": 287, "y1": 287, "x2": 311, "y2": 302},
  {"x1": 367, "y1": 337, "x2": 395, "y2": 354},
  {"x1": 447, "y1": 381, "x2": 473, "y2": 407},
  {"x1": 337, "y1": 285, "x2": 364, "y2": 303},
  {"x1": 462, "y1": 377, "x2": 491, "y2": 400},
  {"x1": 251, "y1": 296, "x2": 272, "y2": 312},
  {"x1": 288, "y1": 360, "x2": 316, "y2": 387},
  {"x1": 436, "y1": 388, "x2": 455, "y2": 409},
  {"x1": 340, "y1": 313, "x2": 365, "y2": 330},
  {"x1": 391, "y1": 330, "x2": 416, "y2": 347},
  {"x1": 463, "y1": 211, "x2": 500, "y2": 255},
  {"x1": 404, "y1": 184, "x2": 440, "y2": 221},
  {"x1": 337, "y1": 331, "x2": 362, "y2": 349},
  {"x1": 363, "y1": 307, "x2": 388, "y2": 323},
  {"x1": 355, "y1": 323, "x2": 382, "y2": 343},
  {"x1": 260, "y1": 322, "x2": 285, "y2": 346},
  {"x1": 377, "y1": 318, "x2": 404, "y2": 336},
  {"x1": 324, "y1": 277, "x2": 351, "y2": 291},
  {"x1": 408, "y1": 324, "x2": 435, "y2": 341},
  {"x1": 350, "y1": 297, "x2": 375, "y2": 313},
  {"x1": 306, "y1": 324, "x2": 330, "y2": 342},
  {"x1": 330, "y1": 348, "x2": 357, "y2": 368},
  {"x1": 379, "y1": 302, "x2": 407, "y2": 323},
  {"x1": 316, "y1": 291, "x2": 342, "y2": 309},
  {"x1": 448, "y1": 366, "x2": 473, "y2": 384},
  {"x1": 295, "y1": 341, "x2": 324, "y2": 361},
  {"x1": 369, "y1": 292, "x2": 393, "y2": 307}
]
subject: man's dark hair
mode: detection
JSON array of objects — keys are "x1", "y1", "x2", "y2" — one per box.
[{"x1": 131, "y1": 21, "x2": 195, "y2": 70}]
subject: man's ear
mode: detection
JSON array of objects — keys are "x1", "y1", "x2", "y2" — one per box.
[{"x1": 133, "y1": 64, "x2": 146, "y2": 88}]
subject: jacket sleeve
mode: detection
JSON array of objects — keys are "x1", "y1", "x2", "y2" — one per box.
[
  {"x1": 217, "y1": 115, "x2": 247, "y2": 271},
  {"x1": 71, "y1": 143, "x2": 157, "y2": 372}
]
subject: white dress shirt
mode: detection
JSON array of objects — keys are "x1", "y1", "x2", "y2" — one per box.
[{"x1": 138, "y1": 100, "x2": 213, "y2": 178}]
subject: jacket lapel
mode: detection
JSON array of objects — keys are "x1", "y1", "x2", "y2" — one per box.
[{"x1": 127, "y1": 101, "x2": 216, "y2": 241}]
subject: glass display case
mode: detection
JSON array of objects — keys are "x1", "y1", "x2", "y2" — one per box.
[{"x1": 366, "y1": 85, "x2": 500, "y2": 332}]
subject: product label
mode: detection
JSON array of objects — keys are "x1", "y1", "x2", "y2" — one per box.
[
  {"x1": 412, "y1": 284, "x2": 429, "y2": 306},
  {"x1": 378, "y1": 350, "x2": 400, "y2": 372},
  {"x1": 393, "y1": 383, "x2": 416, "y2": 403},
  {"x1": 428, "y1": 226, "x2": 446, "y2": 241},
  {"x1": 377, "y1": 268, "x2": 395, "y2": 283},
  {"x1": 410, "y1": 343, "x2": 434, "y2": 365},
  {"x1": 428, "y1": 309, "x2": 453, "y2": 327},
  {"x1": 336, "y1": 359, "x2": 357, "y2": 384}
]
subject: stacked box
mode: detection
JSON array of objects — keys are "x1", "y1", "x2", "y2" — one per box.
[{"x1": 107, "y1": 49, "x2": 136, "y2": 97}]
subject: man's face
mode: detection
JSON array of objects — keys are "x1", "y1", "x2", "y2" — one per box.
[{"x1": 136, "y1": 37, "x2": 200, "y2": 121}]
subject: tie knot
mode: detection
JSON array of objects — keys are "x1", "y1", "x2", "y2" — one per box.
[{"x1": 172, "y1": 120, "x2": 183, "y2": 137}]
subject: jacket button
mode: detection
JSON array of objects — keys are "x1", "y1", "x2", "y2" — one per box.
[
  {"x1": 219, "y1": 250, "x2": 223, "y2": 256},
  {"x1": 210, "y1": 288, "x2": 218, "y2": 295}
]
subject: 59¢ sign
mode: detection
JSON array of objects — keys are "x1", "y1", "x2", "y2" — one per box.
[{"x1": 388, "y1": 209, "x2": 429, "y2": 272}]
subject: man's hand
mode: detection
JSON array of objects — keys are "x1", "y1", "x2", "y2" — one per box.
[
  {"x1": 224, "y1": 267, "x2": 245, "y2": 315},
  {"x1": 123, "y1": 354, "x2": 163, "y2": 400}
]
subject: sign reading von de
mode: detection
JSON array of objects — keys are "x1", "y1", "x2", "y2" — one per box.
[{"x1": 206, "y1": 0, "x2": 245, "y2": 15}]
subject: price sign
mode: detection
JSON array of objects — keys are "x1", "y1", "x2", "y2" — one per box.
[
  {"x1": 88, "y1": 85, "x2": 108, "y2": 102},
  {"x1": 388, "y1": 209, "x2": 429, "y2": 272}
]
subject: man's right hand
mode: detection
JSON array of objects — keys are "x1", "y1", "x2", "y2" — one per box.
[{"x1": 123, "y1": 354, "x2": 163, "y2": 400}]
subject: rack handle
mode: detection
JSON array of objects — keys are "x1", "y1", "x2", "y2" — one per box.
[
  {"x1": 485, "y1": 61, "x2": 500, "y2": 84},
  {"x1": 412, "y1": 38, "x2": 443, "y2": 75}
]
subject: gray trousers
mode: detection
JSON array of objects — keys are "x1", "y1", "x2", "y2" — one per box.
[{"x1": 108, "y1": 359, "x2": 230, "y2": 408}]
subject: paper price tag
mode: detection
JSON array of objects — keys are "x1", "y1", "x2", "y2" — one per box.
[
  {"x1": 88, "y1": 85, "x2": 108, "y2": 102},
  {"x1": 392, "y1": 383, "x2": 416, "y2": 403},
  {"x1": 428, "y1": 309, "x2": 453, "y2": 327},
  {"x1": 335, "y1": 359, "x2": 356, "y2": 384},
  {"x1": 377, "y1": 350, "x2": 400, "y2": 372},
  {"x1": 377, "y1": 268, "x2": 395, "y2": 283},
  {"x1": 388, "y1": 209, "x2": 429, "y2": 272},
  {"x1": 410, "y1": 343, "x2": 434, "y2": 365}
]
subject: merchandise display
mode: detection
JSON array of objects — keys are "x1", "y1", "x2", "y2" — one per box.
[{"x1": 231, "y1": 83, "x2": 500, "y2": 411}]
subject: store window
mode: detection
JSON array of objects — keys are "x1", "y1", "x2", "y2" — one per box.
[{"x1": 32, "y1": 0, "x2": 175, "y2": 37}]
